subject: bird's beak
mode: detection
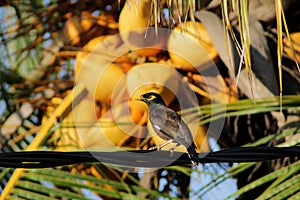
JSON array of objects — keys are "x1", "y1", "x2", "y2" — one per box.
[
  {"x1": 130, "y1": 97, "x2": 143, "y2": 102},
  {"x1": 134, "y1": 98, "x2": 144, "y2": 102}
]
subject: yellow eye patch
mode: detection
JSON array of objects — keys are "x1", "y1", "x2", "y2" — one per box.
[{"x1": 147, "y1": 95, "x2": 156, "y2": 101}]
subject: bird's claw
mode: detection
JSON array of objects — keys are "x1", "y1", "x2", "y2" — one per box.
[
  {"x1": 169, "y1": 149, "x2": 174, "y2": 157},
  {"x1": 149, "y1": 146, "x2": 160, "y2": 151}
]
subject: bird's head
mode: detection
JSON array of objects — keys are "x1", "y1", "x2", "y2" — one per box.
[{"x1": 136, "y1": 92, "x2": 166, "y2": 107}]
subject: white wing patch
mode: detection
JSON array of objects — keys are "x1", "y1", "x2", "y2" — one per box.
[{"x1": 153, "y1": 124, "x2": 161, "y2": 130}]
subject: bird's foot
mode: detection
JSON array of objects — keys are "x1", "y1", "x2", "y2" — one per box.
[
  {"x1": 149, "y1": 146, "x2": 160, "y2": 151},
  {"x1": 168, "y1": 147, "x2": 176, "y2": 157},
  {"x1": 169, "y1": 149, "x2": 174, "y2": 157},
  {"x1": 168, "y1": 143, "x2": 180, "y2": 157}
]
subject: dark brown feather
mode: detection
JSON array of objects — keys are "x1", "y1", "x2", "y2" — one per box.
[
  {"x1": 149, "y1": 104, "x2": 179, "y2": 140},
  {"x1": 149, "y1": 104, "x2": 199, "y2": 163},
  {"x1": 138, "y1": 92, "x2": 200, "y2": 164}
]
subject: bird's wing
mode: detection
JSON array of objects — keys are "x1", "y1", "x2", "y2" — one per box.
[
  {"x1": 175, "y1": 121, "x2": 195, "y2": 148},
  {"x1": 149, "y1": 105, "x2": 180, "y2": 141}
]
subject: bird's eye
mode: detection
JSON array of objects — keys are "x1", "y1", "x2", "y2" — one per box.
[{"x1": 147, "y1": 95, "x2": 156, "y2": 100}]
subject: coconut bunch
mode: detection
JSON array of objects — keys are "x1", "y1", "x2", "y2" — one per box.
[
  {"x1": 68, "y1": 0, "x2": 239, "y2": 153},
  {"x1": 284, "y1": 32, "x2": 300, "y2": 63}
]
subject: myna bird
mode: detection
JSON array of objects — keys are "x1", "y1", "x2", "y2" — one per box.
[{"x1": 137, "y1": 92, "x2": 200, "y2": 164}]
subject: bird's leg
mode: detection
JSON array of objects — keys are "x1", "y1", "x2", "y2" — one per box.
[
  {"x1": 149, "y1": 139, "x2": 174, "y2": 151},
  {"x1": 149, "y1": 146, "x2": 159, "y2": 151},
  {"x1": 158, "y1": 139, "x2": 174, "y2": 150}
]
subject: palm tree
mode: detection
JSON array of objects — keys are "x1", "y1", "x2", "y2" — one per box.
[{"x1": 0, "y1": 0, "x2": 299, "y2": 199}]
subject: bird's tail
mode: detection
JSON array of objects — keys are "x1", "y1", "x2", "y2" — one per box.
[{"x1": 187, "y1": 142, "x2": 200, "y2": 164}]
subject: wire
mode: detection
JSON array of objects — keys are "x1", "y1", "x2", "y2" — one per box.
[{"x1": 0, "y1": 146, "x2": 299, "y2": 168}]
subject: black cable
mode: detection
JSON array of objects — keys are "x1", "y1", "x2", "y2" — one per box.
[{"x1": 0, "y1": 146, "x2": 299, "y2": 168}]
